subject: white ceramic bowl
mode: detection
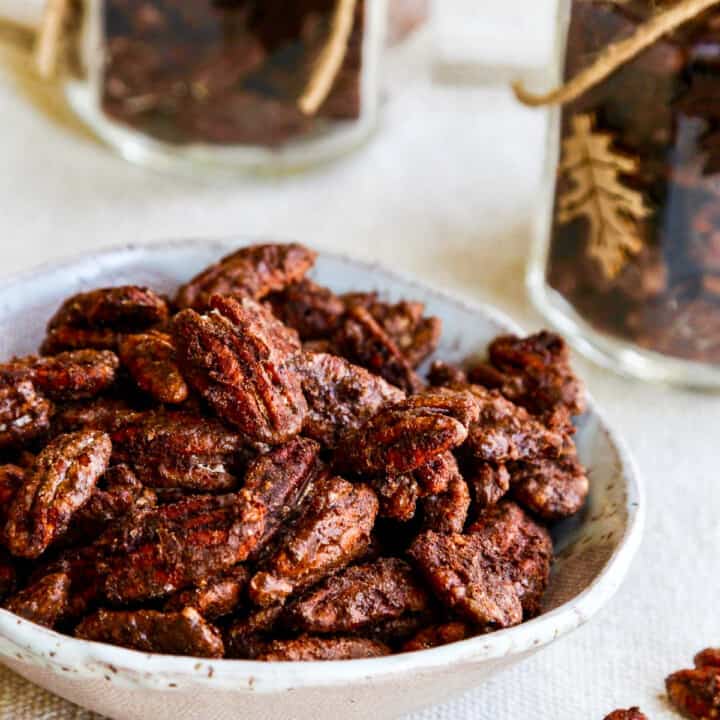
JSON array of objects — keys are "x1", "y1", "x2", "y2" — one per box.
[{"x1": 0, "y1": 239, "x2": 644, "y2": 720}]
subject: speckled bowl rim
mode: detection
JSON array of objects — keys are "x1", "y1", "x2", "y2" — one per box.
[{"x1": 0, "y1": 238, "x2": 645, "y2": 693}]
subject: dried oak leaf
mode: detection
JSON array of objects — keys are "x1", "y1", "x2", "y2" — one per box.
[
  {"x1": 284, "y1": 557, "x2": 431, "y2": 634},
  {"x1": 254, "y1": 635, "x2": 390, "y2": 662},
  {"x1": 401, "y1": 622, "x2": 472, "y2": 653},
  {"x1": 164, "y1": 565, "x2": 249, "y2": 620},
  {"x1": 111, "y1": 411, "x2": 245, "y2": 491},
  {"x1": 4, "y1": 572, "x2": 70, "y2": 628},
  {"x1": 336, "y1": 390, "x2": 478, "y2": 477},
  {"x1": 333, "y1": 305, "x2": 423, "y2": 394},
  {"x1": 297, "y1": 352, "x2": 405, "y2": 448},
  {"x1": 557, "y1": 114, "x2": 651, "y2": 280},
  {"x1": 248, "y1": 476, "x2": 378, "y2": 607},
  {"x1": 102, "y1": 490, "x2": 266, "y2": 603},
  {"x1": 175, "y1": 243, "x2": 317, "y2": 310},
  {"x1": 4, "y1": 430, "x2": 111, "y2": 559},
  {"x1": 118, "y1": 331, "x2": 188, "y2": 404},
  {"x1": 173, "y1": 295, "x2": 307, "y2": 445},
  {"x1": 0, "y1": 379, "x2": 52, "y2": 451},
  {"x1": 42, "y1": 286, "x2": 169, "y2": 354},
  {"x1": 75, "y1": 607, "x2": 224, "y2": 658},
  {"x1": 1, "y1": 350, "x2": 119, "y2": 402}
]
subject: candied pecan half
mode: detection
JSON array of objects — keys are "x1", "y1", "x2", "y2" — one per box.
[
  {"x1": 370, "y1": 474, "x2": 419, "y2": 521},
  {"x1": 225, "y1": 605, "x2": 285, "y2": 659},
  {"x1": 53, "y1": 397, "x2": 142, "y2": 435},
  {"x1": 0, "y1": 379, "x2": 52, "y2": 450},
  {"x1": 1, "y1": 350, "x2": 119, "y2": 401},
  {"x1": 243, "y1": 437, "x2": 320, "y2": 555},
  {"x1": 696, "y1": 648, "x2": 720, "y2": 669},
  {"x1": 365, "y1": 300, "x2": 441, "y2": 368},
  {"x1": 111, "y1": 411, "x2": 244, "y2": 491},
  {"x1": 42, "y1": 286, "x2": 169, "y2": 354},
  {"x1": 118, "y1": 331, "x2": 188, "y2": 404},
  {"x1": 249, "y1": 476, "x2": 378, "y2": 607},
  {"x1": 401, "y1": 621, "x2": 472, "y2": 653},
  {"x1": 285, "y1": 558, "x2": 431, "y2": 634},
  {"x1": 511, "y1": 442, "x2": 589, "y2": 521},
  {"x1": 333, "y1": 306, "x2": 423, "y2": 394},
  {"x1": 164, "y1": 566, "x2": 249, "y2": 620},
  {"x1": 420, "y1": 469, "x2": 470, "y2": 534},
  {"x1": 336, "y1": 390, "x2": 477, "y2": 477},
  {"x1": 603, "y1": 710, "x2": 648, "y2": 720},
  {"x1": 467, "y1": 501, "x2": 553, "y2": 618},
  {"x1": 175, "y1": 243, "x2": 317, "y2": 310},
  {"x1": 466, "y1": 462, "x2": 511, "y2": 511},
  {"x1": 463, "y1": 386, "x2": 565, "y2": 464},
  {"x1": 667, "y1": 665, "x2": 720, "y2": 719},
  {"x1": 48, "y1": 546, "x2": 107, "y2": 620},
  {"x1": 5, "y1": 572, "x2": 70, "y2": 628},
  {"x1": 0, "y1": 465, "x2": 23, "y2": 523},
  {"x1": 407, "y1": 530, "x2": 522, "y2": 630},
  {"x1": 428, "y1": 361, "x2": 468, "y2": 388},
  {"x1": 297, "y1": 352, "x2": 405, "y2": 448},
  {"x1": 266, "y1": 279, "x2": 345, "y2": 341},
  {"x1": 4, "y1": 430, "x2": 111, "y2": 558},
  {"x1": 75, "y1": 607, "x2": 224, "y2": 658},
  {"x1": 103, "y1": 490, "x2": 265, "y2": 603},
  {"x1": 470, "y1": 331, "x2": 585, "y2": 417},
  {"x1": 414, "y1": 452, "x2": 457, "y2": 496},
  {"x1": 254, "y1": 635, "x2": 390, "y2": 662},
  {"x1": 173, "y1": 295, "x2": 307, "y2": 445}
]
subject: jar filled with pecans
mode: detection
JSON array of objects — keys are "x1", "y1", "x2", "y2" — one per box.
[
  {"x1": 525, "y1": 0, "x2": 720, "y2": 387},
  {"x1": 50, "y1": 0, "x2": 387, "y2": 172}
]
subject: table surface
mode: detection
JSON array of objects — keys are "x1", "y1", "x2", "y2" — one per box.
[{"x1": 0, "y1": 27, "x2": 718, "y2": 720}]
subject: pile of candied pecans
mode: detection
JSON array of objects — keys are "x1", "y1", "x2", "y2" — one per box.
[{"x1": 0, "y1": 243, "x2": 590, "y2": 661}]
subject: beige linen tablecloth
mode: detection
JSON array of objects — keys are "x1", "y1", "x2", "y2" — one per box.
[{"x1": 0, "y1": 26, "x2": 718, "y2": 720}]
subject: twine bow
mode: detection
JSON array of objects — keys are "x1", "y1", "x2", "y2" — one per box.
[{"x1": 514, "y1": 0, "x2": 720, "y2": 107}]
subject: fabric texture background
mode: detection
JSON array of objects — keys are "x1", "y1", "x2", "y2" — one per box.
[{"x1": 0, "y1": 25, "x2": 717, "y2": 720}]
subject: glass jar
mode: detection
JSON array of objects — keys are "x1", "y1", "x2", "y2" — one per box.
[
  {"x1": 528, "y1": 0, "x2": 720, "y2": 387},
  {"x1": 63, "y1": 0, "x2": 387, "y2": 173}
]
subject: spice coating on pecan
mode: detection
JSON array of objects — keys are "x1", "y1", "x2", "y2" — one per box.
[
  {"x1": 603, "y1": 709, "x2": 648, "y2": 720},
  {"x1": 1, "y1": 350, "x2": 119, "y2": 401},
  {"x1": 408, "y1": 530, "x2": 522, "y2": 629},
  {"x1": 4, "y1": 431, "x2": 112, "y2": 558},
  {"x1": 420, "y1": 468, "x2": 470, "y2": 534},
  {"x1": 467, "y1": 502, "x2": 553, "y2": 618},
  {"x1": 511, "y1": 444, "x2": 589, "y2": 521},
  {"x1": 4, "y1": 572, "x2": 70, "y2": 628},
  {"x1": 666, "y1": 650, "x2": 720, "y2": 720},
  {"x1": 466, "y1": 462, "x2": 511, "y2": 511},
  {"x1": 254, "y1": 635, "x2": 390, "y2": 662},
  {"x1": 0, "y1": 465, "x2": 24, "y2": 523},
  {"x1": 118, "y1": 331, "x2": 188, "y2": 404},
  {"x1": 164, "y1": 565, "x2": 249, "y2": 620},
  {"x1": 285, "y1": 557, "x2": 431, "y2": 634},
  {"x1": 242, "y1": 437, "x2": 320, "y2": 555},
  {"x1": 0, "y1": 379, "x2": 52, "y2": 450},
  {"x1": 75, "y1": 607, "x2": 224, "y2": 658},
  {"x1": 336, "y1": 390, "x2": 477, "y2": 477},
  {"x1": 0, "y1": 551, "x2": 16, "y2": 601},
  {"x1": 249, "y1": 476, "x2": 378, "y2": 607},
  {"x1": 370, "y1": 474, "x2": 419, "y2": 521},
  {"x1": 111, "y1": 411, "x2": 244, "y2": 491},
  {"x1": 103, "y1": 490, "x2": 266, "y2": 603},
  {"x1": 401, "y1": 622, "x2": 472, "y2": 653},
  {"x1": 173, "y1": 296, "x2": 307, "y2": 444},
  {"x1": 225, "y1": 604, "x2": 284, "y2": 659},
  {"x1": 53, "y1": 397, "x2": 141, "y2": 435},
  {"x1": 333, "y1": 306, "x2": 423, "y2": 394},
  {"x1": 42, "y1": 286, "x2": 169, "y2": 354},
  {"x1": 175, "y1": 243, "x2": 317, "y2": 311},
  {"x1": 297, "y1": 352, "x2": 405, "y2": 448},
  {"x1": 464, "y1": 386, "x2": 565, "y2": 464}
]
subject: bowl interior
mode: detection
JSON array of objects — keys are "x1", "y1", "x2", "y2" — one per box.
[{"x1": 0, "y1": 238, "x2": 642, "y2": 690}]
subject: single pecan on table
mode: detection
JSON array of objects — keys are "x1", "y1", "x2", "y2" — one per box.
[
  {"x1": 0, "y1": 242, "x2": 591, "y2": 661},
  {"x1": 603, "y1": 709, "x2": 648, "y2": 720},
  {"x1": 666, "y1": 648, "x2": 720, "y2": 719}
]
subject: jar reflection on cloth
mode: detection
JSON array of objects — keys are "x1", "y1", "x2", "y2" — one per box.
[
  {"x1": 528, "y1": 0, "x2": 720, "y2": 388},
  {"x1": 65, "y1": 0, "x2": 387, "y2": 173}
]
